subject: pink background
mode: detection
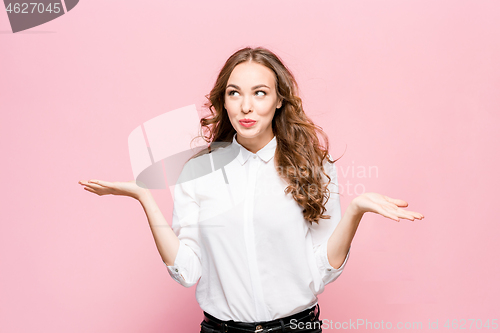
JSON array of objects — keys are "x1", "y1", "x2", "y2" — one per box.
[{"x1": 1, "y1": 0, "x2": 499, "y2": 332}]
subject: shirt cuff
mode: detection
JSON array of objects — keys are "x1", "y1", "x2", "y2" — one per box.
[
  {"x1": 317, "y1": 242, "x2": 351, "y2": 285},
  {"x1": 165, "y1": 241, "x2": 198, "y2": 288}
]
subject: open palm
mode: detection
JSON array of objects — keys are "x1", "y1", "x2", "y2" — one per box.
[
  {"x1": 352, "y1": 192, "x2": 424, "y2": 222},
  {"x1": 78, "y1": 179, "x2": 148, "y2": 200}
]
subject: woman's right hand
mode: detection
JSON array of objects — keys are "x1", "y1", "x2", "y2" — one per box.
[{"x1": 78, "y1": 179, "x2": 149, "y2": 201}]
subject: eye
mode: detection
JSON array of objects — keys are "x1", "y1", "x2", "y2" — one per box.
[{"x1": 255, "y1": 90, "x2": 266, "y2": 96}]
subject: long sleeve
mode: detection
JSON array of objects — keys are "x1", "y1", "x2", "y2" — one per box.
[
  {"x1": 165, "y1": 162, "x2": 203, "y2": 288},
  {"x1": 308, "y1": 159, "x2": 350, "y2": 286}
]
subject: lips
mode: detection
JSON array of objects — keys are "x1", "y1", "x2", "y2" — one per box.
[
  {"x1": 239, "y1": 119, "x2": 256, "y2": 128},
  {"x1": 239, "y1": 119, "x2": 256, "y2": 124}
]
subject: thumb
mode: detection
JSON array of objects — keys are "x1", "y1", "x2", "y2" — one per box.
[{"x1": 384, "y1": 196, "x2": 408, "y2": 207}]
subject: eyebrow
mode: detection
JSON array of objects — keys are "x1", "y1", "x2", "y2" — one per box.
[{"x1": 226, "y1": 84, "x2": 270, "y2": 90}]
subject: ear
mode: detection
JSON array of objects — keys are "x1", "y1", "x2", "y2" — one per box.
[{"x1": 277, "y1": 98, "x2": 283, "y2": 109}]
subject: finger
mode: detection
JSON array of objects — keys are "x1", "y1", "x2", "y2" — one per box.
[
  {"x1": 405, "y1": 210, "x2": 424, "y2": 219},
  {"x1": 79, "y1": 180, "x2": 103, "y2": 187},
  {"x1": 384, "y1": 196, "x2": 408, "y2": 207},
  {"x1": 88, "y1": 180, "x2": 113, "y2": 187},
  {"x1": 376, "y1": 208, "x2": 401, "y2": 222},
  {"x1": 83, "y1": 186, "x2": 99, "y2": 195},
  {"x1": 81, "y1": 182, "x2": 105, "y2": 191},
  {"x1": 386, "y1": 202, "x2": 400, "y2": 210},
  {"x1": 87, "y1": 181, "x2": 109, "y2": 190},
  {"x1": 393, "y1": 209, "x2": 417, "y2": 221},
  {"x1": 394, "y1": 209, "x2": 424, "y2": 219}
]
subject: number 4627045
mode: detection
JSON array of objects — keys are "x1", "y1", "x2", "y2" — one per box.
[
  {"x1": 444, "y1": 319, "x2": 498, "y2": 330},
  {"x1": 6, "y1": 3, "x2": 62, "y2": 14}
]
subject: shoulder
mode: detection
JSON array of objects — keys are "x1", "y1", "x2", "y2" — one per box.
[
  {"x1": 319, "y1": 154, "x2": 339, "y2": 191},
  {"x1": 177, "y1": 152, "x2": 211, "y2": 185},
  {"x1": 322, "y1": 153, "x2": 337, "y2": 174},
  {"x1": 177, "y1": 142, "x2": 237, "y2": 185}
]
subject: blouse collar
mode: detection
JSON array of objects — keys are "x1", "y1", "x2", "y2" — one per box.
[{"x1": 231, "y1": 133, "x2": 277, "y2": 165}]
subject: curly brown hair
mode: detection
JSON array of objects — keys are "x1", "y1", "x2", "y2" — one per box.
[{"x1": 191, "y1": 46, "x2": 340, "y2": 224}]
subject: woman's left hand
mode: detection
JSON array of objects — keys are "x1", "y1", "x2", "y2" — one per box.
[{"x1": 351, "y1": 192, "x2": 424, "y2": 222}]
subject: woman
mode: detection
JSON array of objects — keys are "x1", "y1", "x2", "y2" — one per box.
[{"x1": 79, "y1": 47, "x2": 424, "y2": 333}]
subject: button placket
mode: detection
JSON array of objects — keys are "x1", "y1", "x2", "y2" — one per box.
[{"x1": 243, "y1": 157, "x2": 271, "y2": 321}]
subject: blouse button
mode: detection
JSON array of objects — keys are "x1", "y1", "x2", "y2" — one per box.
[
  {"x1": 175, "y1": 269, "x2": 179, "y2": 272},
  {"x1": 253, "y1": 155, "x2": 256, "y2": 159},
  {"x1": 327, "y1": 268, "x2": 332, "y2": 271}
]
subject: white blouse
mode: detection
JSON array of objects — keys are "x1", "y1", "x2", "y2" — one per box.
[{"x1": 166, "y1": 133, "x2": 350, "y2": 322}]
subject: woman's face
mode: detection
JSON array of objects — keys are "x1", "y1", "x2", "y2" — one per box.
[{"x1": 224, "y1": 61, "x2": 283, "y2": 152}]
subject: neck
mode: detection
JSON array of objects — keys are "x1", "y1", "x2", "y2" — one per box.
[{"x1": 236, "y1": 132, "x2": 274, "y2": 154}]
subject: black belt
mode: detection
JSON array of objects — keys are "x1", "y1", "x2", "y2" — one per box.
[{"x1": 201, "y1": 303, "x2": 321, "y2": 333}]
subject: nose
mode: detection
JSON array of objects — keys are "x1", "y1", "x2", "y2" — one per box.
[{"x1": 241, "y1": 95, "x2": 253, "y2": 113}]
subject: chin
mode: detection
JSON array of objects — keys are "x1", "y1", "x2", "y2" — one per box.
[{"x1": 237, "y1": 130, "x2": 259, "y2": 138}]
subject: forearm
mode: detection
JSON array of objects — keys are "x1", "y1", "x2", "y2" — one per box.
[
  {"x1": 138, "y1": 190, "x2": 180, "y2": 266},
  {"x1": 326, "y1": 202, "x2": 363, "y2": 269}
]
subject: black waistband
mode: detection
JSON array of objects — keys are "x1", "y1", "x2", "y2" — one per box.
[{"x1": 202, "y1": 303, "x2": 320, "y2": 333}]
